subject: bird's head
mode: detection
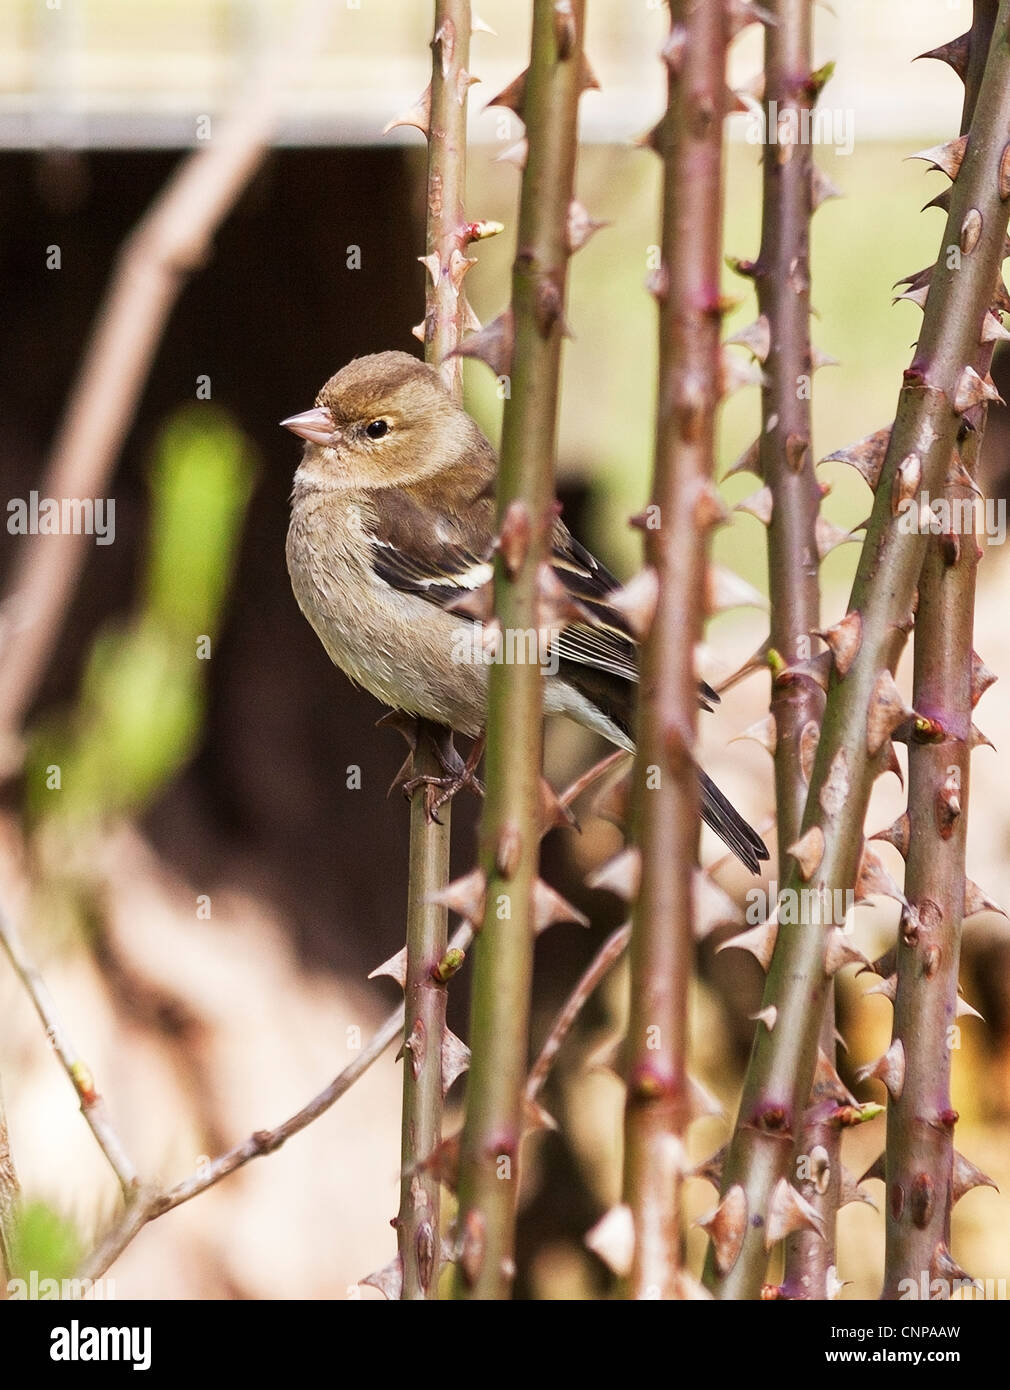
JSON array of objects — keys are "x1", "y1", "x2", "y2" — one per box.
[{"x1": 282, "y1": 351, "x2": 479, "y2": 493}]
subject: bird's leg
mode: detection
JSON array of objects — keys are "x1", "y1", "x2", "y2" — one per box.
[{"x1": 380, "y1": 713, "x2": 485, "y2": 823}]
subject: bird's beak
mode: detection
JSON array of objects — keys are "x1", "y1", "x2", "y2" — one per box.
[{"x1": 280, "y1": 405, "x2": 336, "y2": 446}]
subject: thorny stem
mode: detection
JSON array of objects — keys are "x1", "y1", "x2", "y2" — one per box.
[
  {"x1": 77, "y1": 924, "x2": 475, "y2": 1282},
  {"x1": 755, "y1": 0, "x2": 835, "y2": 1298},
  {"x1": 452, "y1": 0, "x2": 586, "y2": 1300},
  {"x1": 620, "y1": 0, "x2": 729, "y2": 1300},
  {"x1": 882, "y1": 0, "x2": 999, "y2": 1299},
  {"x1": 397, "y1": 0, "x2": 473, "y2": 1302},
  {"x1": 708, "y1": 6, "x2": 1010, "y2": 1297},
  {"x1": 0, "y1": 902, "x2": 139, "y2": 1198}
]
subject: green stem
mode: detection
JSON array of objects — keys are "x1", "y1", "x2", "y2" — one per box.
[
  {"x1": 397, "y1": 0, "x2": 472, "y2": 1301},
  {"x1": 452, "y1": 0, "x2": 586, "y2": 1300}
]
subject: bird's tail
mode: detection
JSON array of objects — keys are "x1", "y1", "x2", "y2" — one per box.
[{"x1": 699, "y1": 770, "x2": 769, "y2": 875}]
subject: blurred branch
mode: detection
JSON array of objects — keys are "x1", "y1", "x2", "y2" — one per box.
[
  {"x1": 396, "y1": 0, "x2": 475, "y2": 1302},
  {"x1": 0, "y1": 0, "x2": 337, "y2": 774},
  {"x1": 78, "y1": 922, "x2": 475, "y2": 1282},
  {"x1": 0, "y1": 901, "x2": 139, "y2": 1198},
  {"x1": 621, "y1": 0, "x2": 729, "y2": 1299},
  {"x1": 525, "y1": 923, "x2": 630, "y2": 1105},
  {"x1": 453, "y1": 0, "x2": 587, "y2": 1300}
]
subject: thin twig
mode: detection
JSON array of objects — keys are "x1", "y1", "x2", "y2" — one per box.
[
  {"x1": 78, "y1": 923, "x2": 474, "y2": 1282},
  {"x1": 0, "y1": 0, "x2": 338, "y2": 771},
  {"x1": 0, "y1": 902, "x2": 139, "y2": 1197},
  {"x1": 621, "y1": 0, "x2": 729, "y2": 1299},
  {"x1": 525, "y1": 923, "x2": 630, "y2": 1104}
]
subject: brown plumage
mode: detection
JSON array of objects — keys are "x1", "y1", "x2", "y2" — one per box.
[{"x1": 283, "y1": 351, "x2": 768, "y2": 873}]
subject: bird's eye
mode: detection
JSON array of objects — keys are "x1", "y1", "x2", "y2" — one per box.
[{"x1": 365, "y1": 419, "x2": 389, "y2": 440}]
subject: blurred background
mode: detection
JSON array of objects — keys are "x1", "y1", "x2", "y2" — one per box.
[{"x1": 0, "y1": 0, "x2": 1008, "y2": 1298}]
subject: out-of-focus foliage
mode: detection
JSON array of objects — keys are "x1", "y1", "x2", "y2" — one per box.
[
  {"x1": 25, "y1": 409, "x2": 255, "y2": 825},
  {"x1": 6, "y1": 1199, "x2": 81, "y2": 1288}
]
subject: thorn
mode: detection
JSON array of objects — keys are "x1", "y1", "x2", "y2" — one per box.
[
  {"x1": 695, "y1": 870, "x2": 742, "y2": 940},
  {"x1": 584, "y1": 1204, "x2": 634, "y2": 1277},
  {"x1": 723, "y1": 436, "x2": 763, "y2": 481},
  {"x1": 867, "y1": 670, "x2": 913, "y2": 757},
  {"x1": 418, "y1": 251, "x2": 441, "y2": 287},
  {"x1": 816, "y1": 610, "x2": 862, "y2": 678},
  {"x1": 935, "y1": 767, "x2": 962, "y2": 839},
  {"x1": 969, "y1": 723, "x2": 996, "y2": 751},
  {"x1": 956, "y1": 995, "x2": 984, "y2": 1022},
  {"x1": 915, "y1": 32, "x2": 970, "y2": 80},
  {"x1": 931, "y1": 1244, "x2": 980, "y2": 1292},
  {"x1": 775, "y1": 649, "x2": 833, "y2": 694},
  {"x1": 787, "y1": 825, "x2": 824, "y2": 881},
  {"x1": 871, "y1": 812, "x2": 911, "y2": 859},
  {"x1": 360, "y1": 1254, "x2": 404, "y2": 1300},
  {"x1": 472, "y1": 13, "x2": 496, "y2": 37},
  {"x1": 734, "y1": 486, "x2": 773, "y2": 525},
  {"x1": 706, "y1": 564, "x2": 768, "y2": 615},
  {"x1": 766, "y1": 1179, "x2": 826, "y2": 1248},
  {"x1": 856, "y1": 846, "x2": 906, "y2": 906},
  {"x1": 692, "y1": 1146, "x2": 726, "y2": 1189},
  {"x1": 964, "y1": 880, "x2": 1007, "y2": 918},
  {"x1": 591, "y1": 764, "x2": 631, "y2": 830},
  {"x1": 750, "y1": 1004, "x2": 778, "y2": 1031},
  {"x1": 812, "y1": 165, "x2": 843, "y2": 209},
  {"x1": 909, "y1": 134, "x2": 968, "y2": 180},
  {"x1": 981, "y1": 311, "x2": 1010, "y2": 344},
  {"x1": 539, "y1": 775, "x2": 579, "y2": 836},
  {"x1": 714, "y1": 637, "x2": 773, "y2": 695},
  {"x1": 494, "y1": 138, "x2": 528, "y2": 169},
  {"x1": 442, "y1": 1028, "x2": 471, "y2": 1094},
  {"x1": 726, "y1": 315, "x2": 771, "y2": 362},
  {"x1": 607, "y1": 567, "x2": 659, "y2": 641},
  {"x1": 952, "y1": 1151, "x2": 999, "y2": 1203},
  {"x1": 726, "y1": 0, "x2": 776, "y2": 39},
  {"x1": 450, "y1": 307, "x2": 515, "y2": 377},
  {"x1": 587, "y1": 847, "x2": 641, "y2": 902},
  {"x1": 486, "y1": 68, "x2": 527, "y2": 116},
  {"x1": 427, "y1": 867, "x2": 487, "y2": 926},
  {"x1": 839, "y1": 1166, "x2": 877, "y2": 1211},
  {"x1": 824, "y1": 929, "x2": 871, "y2": 975},
  {"x1": 693, "y1": 479, "x2": 728, "y2": 531},
  {"x1": 566, "y1": 199, "x2": 609, "y2": 252},
  {"x1": 820, "y1": 426, "x2": 890, "y2": 492},
  {"x1": 864, "y1": 973, "x2": 896, "y2": 1002},
  {"x1": 382, "y1": 86, "x2": 432, "y2": 137},
  {"x1": 368, "y1": 945, "x2": 408, "y2": 989},
  {"x1": 971, "y1": 651, "x2": 997, "y2": 707},
  {"x1": 716, "y1": 913, "x2": 779, "y2": 972},
  {"x1": 855, "y1": 1038, "x2": 906, "y2": 1100},
  {"x1": 731, "y1": 713, "x2": 777, "y2": 755},
  {"x1": 533, "y1": 878, "x2": 590, "y2": 933},
  {"x1": 411, "y1": 319, "x2": 427, "y2": 343},
  {"x1": 720, "y1": 349, "x2": 766, "y2": 395},
  {"x1": 815, "y1": 515, "x2": 858, "y2": 560},
  {"x1": 688, "y1": 1075, "x2": 724, "y2": 1120},
  {"x1": 1001, "y1": 142, "x2": 1010, "y2": 202},
  {"x1": 456, "y1": 69, "x2": 480, "y2": 105},
  {"x1": 697, "y1": 1185, "x2": 748, "y2": 1275},
  {"x1": 812, "y1": 347, "x2": 840, "y2": 372},
  {"x1": 811, "y1": 1049, "x2": 858, "y2": 1107},
  {"x1": 955, "y1": 365, "x2": 1003, "y2": 413}
]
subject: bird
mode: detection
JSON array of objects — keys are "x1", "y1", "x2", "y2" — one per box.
[{"x1": 282, "y1": 350, "x2": 769, "y2": 874}]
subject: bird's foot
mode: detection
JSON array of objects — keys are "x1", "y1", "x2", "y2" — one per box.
[{"x1": 380, "y1": 715, "x2": 485, "y2": 823}]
